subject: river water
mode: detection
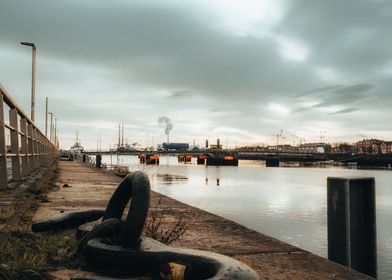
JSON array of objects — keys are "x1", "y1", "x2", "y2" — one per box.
[{"x1": 102, "y1": 155, "x2": 392, "y2": 279}]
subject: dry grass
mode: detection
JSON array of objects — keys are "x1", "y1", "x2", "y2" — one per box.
[
  {"x1": 0, "y1": 163, "x2": 79, "y2": 280},
  {"x1": 0, "y1": 232, "x2": 79, "y2": 280},
  {"x1": 0, "y1": 206, "x2": 15, "y2": 222},
  {"x1": 144, "y1": 197, "x2": 195, "y2": 245}
]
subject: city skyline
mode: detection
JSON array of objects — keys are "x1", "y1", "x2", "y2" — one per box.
[{"x1": 1, "y1": 0, "x2": 391, "y2": 149}]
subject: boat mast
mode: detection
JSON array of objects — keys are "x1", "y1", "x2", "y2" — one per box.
[
  {"x1": 121, "y1": 123, "x2": 124, "y2": 148},
  {"x1": 118, "y1": 124, "x2": 121, "y2": 148},
  {"x1": 76, "y1": 129, "x2": 80, "y2": 146}
]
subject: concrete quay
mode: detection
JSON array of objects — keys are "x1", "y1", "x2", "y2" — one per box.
[{"x1": 33, "y1": 161, "x2": 374, "y2": 280}]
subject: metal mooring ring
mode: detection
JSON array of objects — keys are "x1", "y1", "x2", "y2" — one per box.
[
  {"x1": 102, "y1": 171, "x2": 151, "y2": 247},
  {"x1": 76, "y1": 171, "x2": 259, "y2": 280}
]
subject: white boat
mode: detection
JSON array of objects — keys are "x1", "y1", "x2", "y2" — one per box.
[{"x1": 69, "y1": 130, "x2": 84, "y2": 157}]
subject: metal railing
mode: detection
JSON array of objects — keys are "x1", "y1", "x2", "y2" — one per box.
[{"x1": 0, "y1": 84, "x2": 58, "y2": 189}]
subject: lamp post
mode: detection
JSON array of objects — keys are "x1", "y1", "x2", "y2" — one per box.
[
  {"x1": 20, "y1": 41, "x2": 36, "y2": 122},
  {"x1": 48, "y1": 112, "x2": 53, "y2": 143},
  {"x1": 45, "y1": 97, "x2": 48, "y2": 136},
  {"x1": 54, "y1": 117, "x2": 57, "y2": 146}
]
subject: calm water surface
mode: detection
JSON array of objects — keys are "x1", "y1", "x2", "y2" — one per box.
[{"x1": 102, "y1": 155, "x2": 392, "y2": 279}]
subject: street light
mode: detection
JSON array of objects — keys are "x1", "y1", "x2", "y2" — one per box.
[
  {"x1": 54, "y1": 118, "x2": 57, "y2": 146},
  {"x1": 48, "y1": 112, "x2": 53, "y2": 143},
  {"x1": 20, "y1": 41, "x2": 36, "y2": 122},
  {"x1": 45, "y1": 97, "x2": 48, "y2": 136}
]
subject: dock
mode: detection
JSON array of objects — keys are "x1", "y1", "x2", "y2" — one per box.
[{"x1": 33, "y1": 160, "x2": 373, "y2": 279}]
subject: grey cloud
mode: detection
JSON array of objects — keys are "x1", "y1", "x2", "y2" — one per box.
[
  {"x1": 294, "y1": 85, "x2": 343, "y2": 98},
  {"x1": 291, "y1": 107, "x2": 311, "y2": 114},
  {"x1": 0, "y1": 0, "x2": 391, "y2": 148},
  {"x1": 291, "y1": 83, "x2": 374, "y2": 115},
  {"x1": 209, "y1": 108, "x2": 222, "y2": 113},
  {"x1": 276, "y1": 0, "x2": 392, "y2": 75},
  {"x1": 334, "y1": 84, "x2": 375, "y2": 94},
  {"x1": 168, "y1": 90, "x2": 192, "y2": 99},
  {"x1": 0, "y1": 0, "x2": 320, "y2": 103},
  {"x1": 209, "y1": 107, "x2": 235, "y2": 113},
  {"x1": 311, "y1": 83, "x2": 375, "y2": 107},
  {"x1": 329, "y1": 108, "x2": 358, "y2": 115},
  {"x1": 294, "y1": 84, "x2": 376, "y2": 109}
]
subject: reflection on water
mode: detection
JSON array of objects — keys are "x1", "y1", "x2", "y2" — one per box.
[
  {"x1": 102, "y1": 155, "x2": 392, "y2": 280},
  {"x1": 155, "y1": 173, "x2": 188, "y2": 185}
]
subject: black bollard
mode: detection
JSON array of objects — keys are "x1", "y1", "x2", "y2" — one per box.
[
  {"x1": 83, "y1": 154, "x2": 87, "y2": 163},
  {"x1": 96, "y1": 154, "x2": 102, "y2": 168},
  {"x1": 327, "y1": 177, "x2": 377, "y2": 278}
]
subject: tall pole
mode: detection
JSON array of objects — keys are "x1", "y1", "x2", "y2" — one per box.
[
  {"x1": 32, "y1": 47, "x2": 36, "y2": 122},
  {"x1": 20, "y1": 42, "x2": 36, "y2": 122},
  {"x1": 45, "y1": 97, "x2": 48, "y2": 136},
  {"x1": 118, "y1": 124, "x2": 121, "y2": 148},
  {"x1": 54, "y1": 118, "x2": 57, "y2": 145},
  {"x1": 56, "y1": 129, "x2": 59, "y2": 148},
  {"x1": 100, "y1": 132, "x2": 102, "y2": 152},
  {"x1": 122, "y1": 123, "x2": 124, "y2": 147},
  {"x1": 48, "y1": 112, "x2": 53, "y2": 143}
]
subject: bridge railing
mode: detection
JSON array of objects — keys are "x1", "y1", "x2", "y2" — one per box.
[{"x1": 0, "y1": 84, "x2": 58, "y2": 189}]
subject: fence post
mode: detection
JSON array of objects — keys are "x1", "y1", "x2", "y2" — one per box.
[
  {"x1": 0, "y1": 95, "x2": 7, "y2": 189},
  {"x1": 9, "y1": 108, "x2": 21, "y2": 180},
  {"x1": 38, "y1": 133, "x2": 44, "y2": 166},
  {"x1": 43, "y1": 136, "x2": 48, "y2": 164},
  {"x1": 33, "y1": 128, "x2": 39, "y2": 169},
  {"x1": 28, "y1": 123, "x2": 34, "y2": 172},
  {"x1": 20, "y1": 118, "x2": 29, "y2": 177},
  {"x1": 327, "y1": 177, "x2": 377, "y2": 278}
]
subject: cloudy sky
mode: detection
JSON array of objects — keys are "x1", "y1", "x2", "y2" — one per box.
[{"x1": 1, "y1": 0, "x2": 391, "y2": 149}]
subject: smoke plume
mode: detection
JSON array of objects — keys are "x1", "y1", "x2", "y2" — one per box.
[{"x1": 158, "y1": 116, "x2": 173, "y2": 135}]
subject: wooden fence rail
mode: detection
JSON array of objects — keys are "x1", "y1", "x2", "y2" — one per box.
[{"x1": 0, "y1": 84, "x2": 58, "y2": 189}]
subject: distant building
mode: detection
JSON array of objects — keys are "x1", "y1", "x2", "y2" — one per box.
[
  {"x1": 380, "y1": 142, "x2": 391, "y2": 154},
  {"x1": 161, "y1": 143, "x2": 189, "y2": 151},
  {"x1": 298, "y1": 143, "x2": 331, "y2": 153},
  {"x1": 209, "y1": 144, "x2": 222, "y2": 150},
  {"x1": 355, "y1": 139, "x2": 392, "y2": 154},
  {"x1": 331, "y1": 143, "x2": 355, "y2": 154},
  {"x1": 189, "y1": 144, "x2": 200, "y2": 150}
]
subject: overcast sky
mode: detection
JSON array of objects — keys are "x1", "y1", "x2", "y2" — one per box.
[{"x1": 1, "y1": 0, "x2": 391, "y2": 149}]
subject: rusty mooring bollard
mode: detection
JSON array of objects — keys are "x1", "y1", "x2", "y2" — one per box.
[{"x1": 327, "y1": 177, "x2": 377, "y2": 278}]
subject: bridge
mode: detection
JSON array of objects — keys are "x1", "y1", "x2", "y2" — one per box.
[{"x1": 84, "y1": 149, "x2": 392, "y2": 167}]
